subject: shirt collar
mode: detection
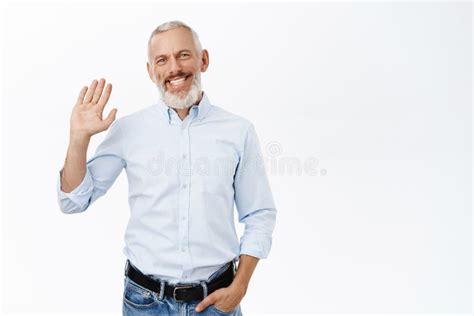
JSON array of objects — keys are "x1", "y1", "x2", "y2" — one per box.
[{"x1": 155, "y1": 91, "x2": 212, "y2": 125}]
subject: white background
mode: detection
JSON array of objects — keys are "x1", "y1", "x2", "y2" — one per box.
[{"x1": 1, "y1": 1, "x2": 472, "y2": 315}]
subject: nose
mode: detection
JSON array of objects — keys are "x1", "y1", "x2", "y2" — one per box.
[{"x1": 168, "y1": 56, "x2": 183, "y2": 77}]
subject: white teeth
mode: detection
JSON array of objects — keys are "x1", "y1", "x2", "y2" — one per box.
[{"x1": 169, "y1": 76, "x2": 187, "y2": 85}]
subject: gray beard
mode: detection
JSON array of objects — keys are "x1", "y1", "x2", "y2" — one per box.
[{"x1": 156, "y1": 72, "x2": 202, "y2": 110}]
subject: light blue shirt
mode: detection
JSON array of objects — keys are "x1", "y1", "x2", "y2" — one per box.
[{"x1": 56, "y1": 91, "x2": 277, "y2": 284}]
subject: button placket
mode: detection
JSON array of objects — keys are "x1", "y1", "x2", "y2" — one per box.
[
  {"x1": 178, "y1": 111, "x2": 197, "y2": 276},
  {"x1": 178, "y1": 123, "x2": 191, "y2": 264}
]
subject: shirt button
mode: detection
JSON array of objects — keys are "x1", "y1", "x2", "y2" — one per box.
[
  {"x1": 181, "y1": 216, "x2": 185, "y2": 221},
  {"x1": 181, "y1": 247, "x2": 186, "y2": 252},
  {"x1": 182, "y1": 184, "x2": 187, "y2": 189},
  {"x1": 182, "y1": 154, "x2": 187, "y2": 159}
]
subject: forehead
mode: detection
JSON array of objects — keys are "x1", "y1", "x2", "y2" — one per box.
[{"x1": 149, "y1": 27, "x2": 196, "y2": 57}]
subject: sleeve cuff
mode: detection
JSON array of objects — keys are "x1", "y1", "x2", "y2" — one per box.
[
  {"x1": 57, "y1": 167, "x2": 93, "y2": 213},
  {"x1": 239, "y1": 233, "x2": 273, "y2": 259}
]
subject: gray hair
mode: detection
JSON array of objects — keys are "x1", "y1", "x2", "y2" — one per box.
[{"x1": 147, "y1": 20, "x2": 203, "y2": 62}]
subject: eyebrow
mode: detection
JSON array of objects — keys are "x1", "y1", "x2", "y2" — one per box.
[{"x1": 154, "y1": 50, "x2": 192, "y2": 61}]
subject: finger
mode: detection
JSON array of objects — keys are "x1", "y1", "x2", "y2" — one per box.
[
  {"x1": 83, "y1": 79, "x2": 98, "y2": 104},
  {"x1": 195, "y1": 294, "x2": 216, "y2": 312},
  {"x1": 75, "y1": 86, "x2": 88, "y2": 106},
  {"x1": 97, "y1": 83, "x2": 112, "y2": 111},
  {"x1": 92, "y1": 78, "x2": 106, "y2": 104}
]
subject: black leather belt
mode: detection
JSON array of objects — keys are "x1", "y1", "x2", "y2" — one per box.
[{"x1": 125, "y1": 260, "x2": 235, "y2": 302}]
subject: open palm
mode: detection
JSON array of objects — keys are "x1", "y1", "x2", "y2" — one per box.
[{"x1": 70, "y1": 78, "x2": 117, "y2": 137}]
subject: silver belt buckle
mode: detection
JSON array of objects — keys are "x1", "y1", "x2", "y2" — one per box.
[{"x1": 173, "y1": 285, "x2": 194, "y2": 302}]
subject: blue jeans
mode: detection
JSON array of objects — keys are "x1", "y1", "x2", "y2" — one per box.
[{"x1": 122, "y1": 260, "x2": 243, "y2": 315}]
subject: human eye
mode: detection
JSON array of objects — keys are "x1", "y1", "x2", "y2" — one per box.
[{"x1": 156, "y1": 58, "x2": 166, "y2": 65}]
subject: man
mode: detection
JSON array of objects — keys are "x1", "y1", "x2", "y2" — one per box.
[{"x1": 57, "y1": 20, "x2": 277, "y2": 315}]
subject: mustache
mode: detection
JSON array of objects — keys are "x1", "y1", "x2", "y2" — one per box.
[
  {"x1": 156, "y1": 71, "x2": 200, "y2": 96},
  {"x1": 163, "y1": 72, "x2": 191, "y2": 84}
]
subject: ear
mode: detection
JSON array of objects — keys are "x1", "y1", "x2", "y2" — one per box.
[
  {"x1": 146, "y1": 62, "x2": 155, "y2": 83},
  {"x1": 200, "y1": 49, "x2": 209, "y2": 73}
]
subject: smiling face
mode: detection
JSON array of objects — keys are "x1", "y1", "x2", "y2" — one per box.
[{"x1": 147, "y1": 27, "x2": 209, "y2": 109}]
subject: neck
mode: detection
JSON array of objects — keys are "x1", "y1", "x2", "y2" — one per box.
[{"x1": 174, "y1": 91, "x2": 203, "y2": 121}]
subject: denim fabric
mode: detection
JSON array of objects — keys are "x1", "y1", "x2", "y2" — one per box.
[{"x1": 122, "y1": 260, "x2": 243, "y2": 315}]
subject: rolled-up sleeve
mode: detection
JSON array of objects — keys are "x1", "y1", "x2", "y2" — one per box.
[
  {"x1": 234, "y1": 123, "x2": 277, "y2": 259},
  {"x1": 57, "y1": 118, "x2": 127, "y2": 214}
]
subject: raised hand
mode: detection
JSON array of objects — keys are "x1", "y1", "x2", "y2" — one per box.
[{"x1": 70, "y1": 78, "x2": 117, "y2": 138}]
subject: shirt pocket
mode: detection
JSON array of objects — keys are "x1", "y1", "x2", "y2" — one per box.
[{"x1": 192, "y1": 138, "x2": 240, "y2": 194}]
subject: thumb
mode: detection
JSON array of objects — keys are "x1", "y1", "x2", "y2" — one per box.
[
  {"x1": 105, "y1": 108, "x2": 118, "y2": 126},
  {"x1": 195, "y1": 293, "x2": 217, "y2": 312}
]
